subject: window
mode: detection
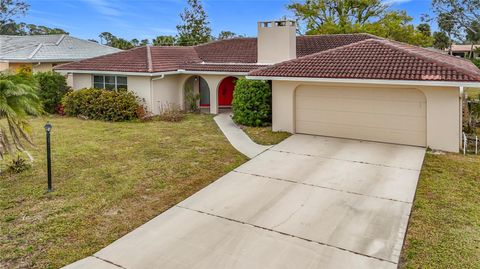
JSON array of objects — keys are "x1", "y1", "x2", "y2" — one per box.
[{"x1": 93, "y1": 75, "x2": 128, "y2": 90}]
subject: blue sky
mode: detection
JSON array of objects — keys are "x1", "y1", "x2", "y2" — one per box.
[{"x1": 24, "y1": 0, "x2": 433, "y2": 42}]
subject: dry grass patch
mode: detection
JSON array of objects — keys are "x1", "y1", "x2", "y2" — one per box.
[
  {"x1": 242, "y1": 126, "x2": 291, "y2": 145},
  {"x1": 0, "y1": 115, "x2": 247, "y2": 268},
  {"x1": 401, "y1": 152, "x2": 480, "y2": 269}
]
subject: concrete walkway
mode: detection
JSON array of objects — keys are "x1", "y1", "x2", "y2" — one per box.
[
  {"x1": 213, "y1": 113, "x2": 271, "y2": 158},
  {"x1": 63, "y1": 135, "x2": 425, "y2": 269}
]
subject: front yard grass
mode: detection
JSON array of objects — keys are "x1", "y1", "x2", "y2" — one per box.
[
  {"x1": 401, "y1": 152, "x2": 480, "y2": 268},
  {"x1": 242, "y1": 126, "x2": 291, "y2": 145},
  {"x1": 0, "y1": 115, "x2": 247, "y2": 269}
]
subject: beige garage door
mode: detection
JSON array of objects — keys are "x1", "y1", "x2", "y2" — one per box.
[{"x1": 295, "y1": 85, "x2": 426, "y2": 146}]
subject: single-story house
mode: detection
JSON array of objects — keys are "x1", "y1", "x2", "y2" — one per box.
[
  {"x1": 450, "y1": 44, "x2": 480, "y2": 59},
  {"x1": 55, "y1": 20, "x2": 480, "y2": 153},
  {"x1": 0, "y1": 34, "x2": 121, "y2": 73}
]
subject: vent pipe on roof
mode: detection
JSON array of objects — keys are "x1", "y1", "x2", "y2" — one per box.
[{"x1": 257, "y1": 20, "x2": 296, "y2": 64}]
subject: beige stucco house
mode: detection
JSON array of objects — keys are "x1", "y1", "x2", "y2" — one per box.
[
  {"x1": 0, "y1": 34, "x2": 120, "y2": 73},
  {"x1": 55, "y1": 20, "x2": 480, "y2": 153}
]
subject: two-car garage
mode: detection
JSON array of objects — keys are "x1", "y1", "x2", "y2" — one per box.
[
  {"x1": 295, "y1": 85, "x2": 427, "y2": 147},
  {"x1": 269, "y1": 80, "x2": 462, "y2": 152}
]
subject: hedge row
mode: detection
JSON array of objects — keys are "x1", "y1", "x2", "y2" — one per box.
[{"x1": 62, "y1": 88, "x2": 143, "y2": 121}]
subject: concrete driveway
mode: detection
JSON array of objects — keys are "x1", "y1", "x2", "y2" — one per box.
[{"x1": 65, "y1": 135, "x2": 425, "y2": 269}]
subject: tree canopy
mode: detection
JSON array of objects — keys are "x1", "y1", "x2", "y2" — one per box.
[
  {"x1": 288, "y1": 0, "x2": 433, "y2": 47},
  {"x1": 176, "y1": 0, "x2": 212, "y2": 45},
  {"x1": 0, "y1": 0, "x2": 68, "y2": 35}
]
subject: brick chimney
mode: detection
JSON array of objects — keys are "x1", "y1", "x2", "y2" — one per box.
[{"x1": 257, "y1": 20, "x2": 297, "y2": 64}]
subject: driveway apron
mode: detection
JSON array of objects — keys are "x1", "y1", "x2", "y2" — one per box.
[{"x1": 64, "y1": 134, "x2": 425, "y2": 269}]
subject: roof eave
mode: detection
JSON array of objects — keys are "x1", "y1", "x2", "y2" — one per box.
[
  {"x1": 54, "y1": 69, "x2": 249, "y2": 76},
  {"x1": 245, "y1": 75, "x2": 480, "y2": 88}
]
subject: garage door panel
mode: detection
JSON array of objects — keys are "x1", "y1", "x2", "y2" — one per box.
[
  {"x1": 296, "y1": 86, "x2": 425, "y2": 101},
  {"x1": 296, "y1": 96, "x2": 425, "y2": 117},
  {"x1": 295, "y1": 86, "x2": 426, "y2": 146},
  {"x1": 296, "y1": 121, "x2": 425, "y2": 146},
  {"x1": 296, "y1": 109, "x2": 426, "y2": 131}
]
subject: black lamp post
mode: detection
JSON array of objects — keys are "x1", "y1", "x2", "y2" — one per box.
[{"x1": 44, "y1": 122, "x2": 53, "y2": 192}]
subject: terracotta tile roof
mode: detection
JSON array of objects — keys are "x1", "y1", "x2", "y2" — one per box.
[
  {"x1": 180, "y1": 63, "x2": 268, "y2": 73},
  {"x1": 55, "y1": 34, "x2": 373, "y2": 72},
  {"x1": 194, "y1": 38, "x2": 258, "y2": 63},
  {"x1": 150, "y1": 46, "x2": 201, "y2": 72},
  {"x1": 55, "y1": 46, "x2": 150, "y2": 72},
  {"x1": 249, "y1": 38, "x2": 480, "y2": 82},
  {"x1": 296, "y1": 34, "x2": 377, "y2": 57}
]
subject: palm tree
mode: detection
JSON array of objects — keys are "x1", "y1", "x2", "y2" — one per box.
[{"x1": 0, "y1": 77, "x2": 42, "y2": 158}]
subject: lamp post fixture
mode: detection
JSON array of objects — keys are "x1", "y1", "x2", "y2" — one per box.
[{"x1": 44, "y1": 122, "x2": 52, "y2": 192}]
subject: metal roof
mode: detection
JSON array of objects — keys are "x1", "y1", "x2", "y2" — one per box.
[{"x1": 0, "y1": 34, "x2": 121, "y2": 62}]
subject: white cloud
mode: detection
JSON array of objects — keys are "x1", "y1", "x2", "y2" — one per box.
[
  {"x1": 82, "y1": 0, "x2": 122, "y2": 16},
  {"x1": 383, "y1": 0, "x2": 413, "y2": 4}
]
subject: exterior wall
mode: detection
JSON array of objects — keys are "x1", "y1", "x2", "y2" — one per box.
[
  {"x1": 272, "y1": 81, "x2": 461, "y2": 152},
  {"x1": 68, "y1": 72, "x2": 244, "y2": 115},
  {"x1": 257, "y1": 21, "x2": 296, "y2": 64},
  {"x1": 8, "y1": 62, "x2": 32, "y2": 72},
  {"x1": 128, "y1": 76, "x2": 153, "y2": 112},
  {"x1": 152, "y1": 75, "x2": 181, "y2": 114},
  {"x1": 0, "y1": 61, "x2": 9, "y2": 72},
  {"x1": 32, "y1": 63, "x2": 54, "y2": 72},
  {"x1": 178, "y1": 74, "x2": 243, "y2": 114},
  {"x1": 72, "y1": 73, "x2": 92, "y2": 89}
]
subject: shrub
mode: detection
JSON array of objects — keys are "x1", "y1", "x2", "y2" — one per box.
[
  {"x1": 62, "y1": 88, "x2": 143, "y2": 121},
  {"x1": 158, "y1": 103, "x2": 185, "y2": 122},
  {"x1": 34, "y1": 72, "x2": 71, "y2": 114},
  {"x1": 184, "y1": 84, "x2": 200, "y2": 112},
  {"x1": 232, "y1": 79, "x2": 271, "y2": 126},
  {"x1": 7, "y1": 155, "x2": 31, "y2": 174}
]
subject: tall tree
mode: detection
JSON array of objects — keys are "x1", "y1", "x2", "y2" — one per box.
[
  {"x1": 432, "y1": 0, "x2": 480, "y2": 38},
  {"x1": 288, "y1": 0, "x2": 387, "y2": 34},
  {"x1": 288, "y1": 0, "x2": 433, "y2": 46},
  {"x1": 217, "y1": 31, "x2": 238, "y2": 40},
  {"x1": 152, "y1": 35, "x2": 176, "y2": 46},
  {"x1": 176, "y1": 0, "x2": 211, "y2": 46},
  {"x1": 437, "y1": 12, "x2": 456, "y2": 54},
  {"x1": 433, "y1": 31, "x2": 450, "y2": 50},
  {"x1": 0, "y1": 0, "x2": 28, "y2": 27},
  {"x1": 416, "y1": 23, "x2": 431, "y2": 37},
  {"x1": 466, "y1": 21, "x2": 480, "y2": 59}
]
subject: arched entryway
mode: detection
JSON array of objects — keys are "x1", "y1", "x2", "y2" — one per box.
[
  {"x1": 218, "y1": 77, "x2": 237, "y2": 107},
  {"x1": 184, "y1": 76, "x2": 210, "y2": 109}
]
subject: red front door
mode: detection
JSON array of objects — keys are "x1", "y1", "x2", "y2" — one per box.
[{"x1": 218, "y1": 77, "x2": 237, "y2": 106}]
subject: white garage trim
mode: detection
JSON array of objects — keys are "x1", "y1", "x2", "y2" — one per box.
[
  {"x1": 246, "y1": 76, "x2": 480, "y2": 88},
  {"x1": 294, "y1": 85, "x2": 427, "y2": 147}
]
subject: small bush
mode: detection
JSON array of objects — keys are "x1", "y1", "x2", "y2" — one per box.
[
  {"x1": 158, "y1": 103, "x2": 185, "y2": 122},
  {"x1": 62, "y1": 88, "x2": 143, "y2": 121},
  {"x1": 7, "y1": 155, "x2": 31, "y2": 174},
  {"x1": 232, "y1": 79, "x2": 271, "y2": 126},
  {"x1": 34, "y1": 72, "x2": 71, "y2": 114}
]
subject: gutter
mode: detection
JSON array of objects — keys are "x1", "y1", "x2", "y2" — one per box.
[
  {"x1": 245, "y1": 76, "x2": 480, "y2": 88},
  {"x1": 55, "y1": 69, "x2": 250, "y2": 76}
]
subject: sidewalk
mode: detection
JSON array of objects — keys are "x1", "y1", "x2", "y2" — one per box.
[{"x1": 213, "y1": 113, "x2": 271, "y2": 158}]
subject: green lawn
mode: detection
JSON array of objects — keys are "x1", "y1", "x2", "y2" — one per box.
[
  {"x1": 0, "y1": 115, "x2": 247, "y2": 269},
  {"x1": 242, "y1": 126, "x2": 291, "y2": 145},
  {"x1": 401, "y1": 152, "x2": 480, "y2": 268}
]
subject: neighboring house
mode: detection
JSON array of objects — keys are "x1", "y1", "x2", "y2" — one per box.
[
  {"x1": 0, "y1": 34, "x2": 121, "y2": 73},
  {"x1": 55, "y1": 20, "x2": 480, "y2": 153},
  {"x1": 450, "y1": 44, "x2": 480, "y2": 59}
]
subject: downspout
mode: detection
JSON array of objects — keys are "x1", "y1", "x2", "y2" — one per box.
[
  {"x1": 151, "y1": 74, "x2": 165, "y2": 114},
  {"x1": 460, "y1": 86, "x2": 464, "y2": 150}
]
